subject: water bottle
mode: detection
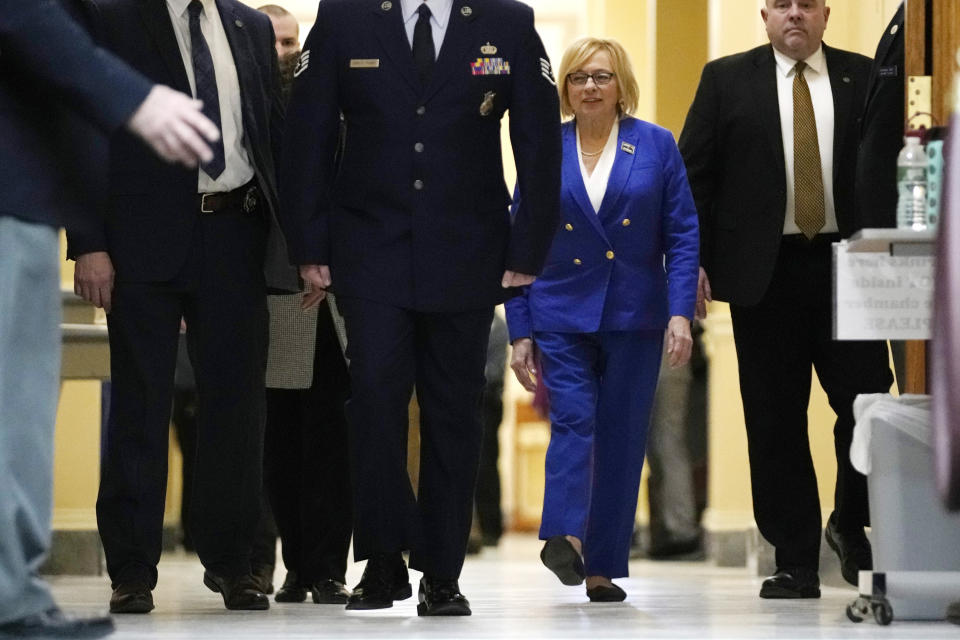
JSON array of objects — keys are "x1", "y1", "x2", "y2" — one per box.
[{"x1": 896, "y1": 133, "x2": 928, "y2": 230}]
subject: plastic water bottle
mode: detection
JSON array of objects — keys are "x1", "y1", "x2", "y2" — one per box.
[{"x1": 896, "y1": 133, "x2": 928, "y2": 230}]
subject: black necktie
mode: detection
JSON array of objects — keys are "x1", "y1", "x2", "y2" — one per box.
[
  {"x1": 412, "y1": 3, "x2": 434, "y2": 87},
  {"x1": 188, "y1": 0, "x2": 225, "y2": 179}
]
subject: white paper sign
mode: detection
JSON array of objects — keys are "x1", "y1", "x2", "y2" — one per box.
[{"x1": 833, "y1": 243, "x2": 935, "y2": 340}]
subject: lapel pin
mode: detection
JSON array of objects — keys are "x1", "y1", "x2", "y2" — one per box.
[
  {"x1": 620, "y1": 141, "x2": 635, "y2": 155},
  {"x1": 480, "y1": 42, "x2": 497, "y2": 55},
  {"x1": 890, "y1": 24, "x2": 899, "y2": 36},
  {"x1": 461, "y1": 6, "x2": 473, "y2": 17},
  {"x1": 235, "y1": 19, "x2": 243, "y2": 28},
  {"x1": 381, "y1": 1, "x2": 392, "y2": 11},
  {"x1": 479, "y1": 91, "x2": 495, "y2": 116},
  {"x1": 843, "y1": 76, "x2": 851, "y2": 83}
]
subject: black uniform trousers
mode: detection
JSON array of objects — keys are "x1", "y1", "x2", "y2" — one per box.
[
  {"x1": 337, "y1": 295, "x2": 493, "y2": 580},
  {"x1": 729, "y1": 234, "x2": 893, "y2": 571},
  {"x1": 475, "y1": 378, "x2": 504, "y2": 543},
  {"x1": 263, "y1": 298, "x2": 352, "y2": 584},
  {"x1": 97, "y1": 207, "x2": 269, "y2": 588}
]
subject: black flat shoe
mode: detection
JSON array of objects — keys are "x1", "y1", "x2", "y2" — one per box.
[
  {"x1": 759, "y1": 568, "x2": 821, "y2": 599},
  {"x1": 540, "y1": 536, "x2": 585, "y2": 586},
  {"x1": 274, "y1": 571, "x2": 307, "y2": 603},
  {"x1": 251, "y1": 564, "x2": 275, "y2": 595},
  {"x1": 345, "y1": 553, "x2": 411, "y2": 610},
  {"x1": 0, "y1": 607, "x2": 114, "y2": 639},
  {"x1": 203, "y1": 571, "x2": 270, "y2": 610},
  {"x1": 312, "y1": 578, "x2": 351, "y2": 604},
  {"x1": 416, "y1": 577, "x2": 471, "y2": 616},
  {"x1": 586, "y1": 582, "x2": 626, "y2": 602},
  {"x1": 824, "y1": 511, "x2": 872, "y2": 587},
  {"x1": 109, "y1": 582, "x2": 154, "y2": 614}
]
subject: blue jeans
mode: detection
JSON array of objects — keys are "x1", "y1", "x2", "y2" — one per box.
[{"x1": 0, "y1": 216, "x2": 60, "y2": 623}]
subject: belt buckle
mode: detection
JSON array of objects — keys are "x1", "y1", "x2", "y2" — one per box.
[{"x1": 200, "y1": 193, "x2": 215, "y2": 214}]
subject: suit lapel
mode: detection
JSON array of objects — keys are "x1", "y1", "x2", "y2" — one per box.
[
  {"x1": 596, "y1": 118, "x2": 638, "y2": 219},
  {"x1": 369, "y1": 0, "x2": 420, "y2": 95},
  {"x1": 215, "y1": 0, "x2": 257, "y2": 144},
  {"x1": 755, "y1": 45, "x2": 786, "y2": 183},
  {"x1": 825, "y1": 44, "x2": 855, "y2": 185},
  {"x1": 139, "y1": 0, "x2": 191, "y2": 95},
  {"x1": 864, "y1": 5, "x2": 903, "y2": 111},
  {"x1": 562, "y1": 124, "x2": 609, "y2": 242},
  {"x1": 422, "y1": 0, "x2": 477, "y2": 102}
]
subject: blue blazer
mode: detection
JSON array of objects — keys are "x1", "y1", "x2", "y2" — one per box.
[{"x1": 506, "y1": 117, "x2": 699, "y2": 341}]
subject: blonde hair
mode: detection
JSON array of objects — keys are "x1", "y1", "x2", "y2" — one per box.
[{"x1": 557, "y1": 37, "x2": 639, "y2": 119}]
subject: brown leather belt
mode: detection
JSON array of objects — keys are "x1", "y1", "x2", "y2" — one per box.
[{"x1": 196, "y1": 182, "x2": 260, "y2": 214}]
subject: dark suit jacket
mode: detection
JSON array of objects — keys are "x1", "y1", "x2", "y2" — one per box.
[
  {"x1": 280, "y1": 0, "x2": 561, "y2": 312},
  {"x1": 854, "y1": 2, "x2": 904, "y2": 231},
  {"x1": 0, "y1": 0, "x2": 150, "y2": 229},
  {"x1": 678, "y1": 43, "x2": 870, "y2": 307},
  {"x1": 68, "y1": 0, "x2": 298, "y2": 292}
]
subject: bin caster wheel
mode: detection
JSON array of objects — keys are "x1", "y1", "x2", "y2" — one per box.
[
  {"x1": 846, "y1": 596, "x2": 869, "y2": 623},
  {"x1": 872, "y1": 598, "x2": 893, "y2": 626}
]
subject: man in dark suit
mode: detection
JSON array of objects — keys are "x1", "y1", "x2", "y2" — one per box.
[
  {"x1": 0, "y1": 1, "x2": 218, "y2": 636},
  {"x1": 70, "y1": 0, "x2": 298, "y2": 614},
  {"x1": 679, "y1": 0, "x2": 893, "y2": 598},
  {"x1": 280, "y1": 0, "x2": 560, "y2": 616}
]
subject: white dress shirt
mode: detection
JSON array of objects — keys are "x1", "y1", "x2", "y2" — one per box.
[
  {"x1": 773, "y1": 45, "x2": 838, "y2": 235},
  {"x1": 576, "y1": 119, "x2": 620, "y2": 215},
  {"x1": 166, "y1": 0, "x2": 254, "y2": 192},
  {"x1": 400, "y1": 0, "x2": 452, "y2": 57}
]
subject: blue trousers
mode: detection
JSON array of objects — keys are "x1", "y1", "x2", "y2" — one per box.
[
  {"x1": 0, "y1": 216, "x2": 60, "y2": 623},
  {"x1": 536, "y1": 330, "x2": 663, "y2": 579}
]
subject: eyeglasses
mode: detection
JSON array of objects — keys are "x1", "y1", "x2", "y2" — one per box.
[{"x1": 566, "y1": 71, "x2": 616, "y2": 86}]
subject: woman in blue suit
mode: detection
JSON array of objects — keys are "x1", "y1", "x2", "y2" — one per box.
[{"x1": 506, "y1": 37, "x2": 699, "y2": 602}]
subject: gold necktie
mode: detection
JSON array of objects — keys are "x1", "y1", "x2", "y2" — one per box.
[{"x1": 793, "y1": 61, "x2": 825, "y2": 239}]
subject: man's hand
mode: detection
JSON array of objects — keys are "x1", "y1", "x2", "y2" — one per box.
[
  {"x1": 665, "y1": 316, "x2": 693, "y2": 368},
  {"x1": 695, "y1": 266, "x2": 712, "y2": 320},
  {"x1": 74, "y1": 251, "x2": 115, "y2": 313},
  {"x1": 509, "y1": 337, "x2": 538, "y2": 392},
  {"x1": 126, "y1": 85, "x2": 220, "y2": 168},
  {"x1": 299, "y1": 264, "x2": 331, "y2": 309},
  {"x1": 502, "y1": 270, "x2": 535, "y2": 288}
]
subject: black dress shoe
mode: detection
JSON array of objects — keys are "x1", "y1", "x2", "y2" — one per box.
[
  {"x1": 203, "y1": 571, "x2": 270, "y2": 610},
  {"x1": 251, "y1": 564, "x2": 275, "y2": 595},
  {"x1": 416, "y1": 577, "x2": 471, "y2": 616},
  {"x1": 274, "y1": 571, "x2": 307, "y2": 603},
  {"x1": 540, "y1": 536, "x2": 585, "y2": 586},
  {"x1": 312, "y1": 578, "x2": 351, "y2": 604},
  {"x1": 759, "y1": 568, "x2": 821, "y2": 599},
  {"x1": 0, "y1": 607, "x2": 114, "y2": 639},
  {"x1": 109, "y1": 583, "x2": 154, "y2": 614},
  {"x1": 586, "y1": 582, "x2": 627, "y2": 602},
  {"x1": 345, "y1": 553, "x2": 412, "y2": 610},
  {"x1": 824, "y1": 511, "x2": 872, "y2": 586}
]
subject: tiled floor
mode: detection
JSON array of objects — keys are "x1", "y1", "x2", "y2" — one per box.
[{"x1": 49, "y1": 534, "x2": 958, "y2": 639}]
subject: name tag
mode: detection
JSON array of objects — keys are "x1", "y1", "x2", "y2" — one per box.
[
  {"x1": 878, "y1": 65, "x2": 898, "y2": 78},
  {"x1": 350, "y1": 59, "x2": 380, "y2": 69},
  {"x1": 620, "y1": 142, "x2": 635, "y2": 155}
]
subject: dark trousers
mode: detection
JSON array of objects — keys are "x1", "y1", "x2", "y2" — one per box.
[
  {"x1": 475, "y1": 380, "x2": 504, "y2": 543},
  {"x1": 729, "y1": 235, "x2": 893, "y2": 571},
  {"x1": 263, "y1": 299, "x2": 352, "y2": 584},
  {"x1": 97, "y1": 210, "x2": 268, "y2": 587},
  {"x1": 337, "y1": 296, "x2": 493, "y2": 580}
]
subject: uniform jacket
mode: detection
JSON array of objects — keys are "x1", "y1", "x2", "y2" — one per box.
[
  {"x1": 280, "y1": 0, "x2": 561, "y2": 312},
  {"x1": 505, "y1": 117, "x2": 700, "y2": 341},
  {"x1": 678, "y1": 43, "x2": 870, "y2": 307},
  {"x1": 0, "y1": 0, "x2": 150, "y2": 229},
  {"x1": 67, "y1": 0, "x2": 298, "y2": 292}
]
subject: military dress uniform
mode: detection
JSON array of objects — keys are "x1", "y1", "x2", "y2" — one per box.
[{"x1": 280, "y1": 0, "x2": 560, "y2": 615}]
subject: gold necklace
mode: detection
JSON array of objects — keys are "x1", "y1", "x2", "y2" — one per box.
[{"x1": 580, "y1": 148, "x2": 602, "y2": 158}]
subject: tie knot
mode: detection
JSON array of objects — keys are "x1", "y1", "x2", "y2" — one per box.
[
  {"x1": 793, "y1": 61, "x2": 807, "y2": 77},
  {"x1": 417, "y1": 3, "x2": 432, "y2": 20},
  {"x1": 188, "y1": 0, "x2": 203, "y2": 19}
]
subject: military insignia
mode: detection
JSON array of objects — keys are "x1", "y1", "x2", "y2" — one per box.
[
  {"x1": 293, "y1": 49, "x2": 310, "y2": 77},
  {"x1": 350, "y1": 59, "x2": 380, "y2": 68},
  {"x1": 479, "y1": 91, "x2": 496, "y2": 116},
  {"x1": 461, "y1": 6, "x2": 473, "y2": 17},
  {"x1": 381, "y1": 1, "x2": 392, "y2": 11},
  {"x1": 470, "y1": 58, "x2": 510, "y2": 76},
  {"x1": 480, "y1": 42, "x2": 497, "y2": 55},
  {"x1": 620, "y1": 141, "x2": 635, "y2": 155},
  {"x1": 539, "y1": 57, "x2": 556, "y2": 86}
]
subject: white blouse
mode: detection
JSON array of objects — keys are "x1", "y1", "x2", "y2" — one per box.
[{"x1": 576, "y1": 119, "x2": 620, "y2": 214}]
